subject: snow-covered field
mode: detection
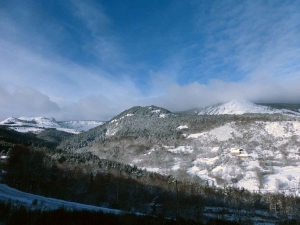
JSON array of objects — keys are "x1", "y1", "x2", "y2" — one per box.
[{"x1": 0, "y1": 183, "x2": 124, "y2": 214}]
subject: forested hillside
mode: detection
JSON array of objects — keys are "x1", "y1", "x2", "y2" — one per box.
[{"x1": 56, "y1": 106, "x2": 300, "y2": 194}]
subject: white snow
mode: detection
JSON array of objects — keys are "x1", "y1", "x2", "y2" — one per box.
[
  {"x1": 236, "y1": 171, "x2": 261, "y2": 191},
  {"x1": 59, "y1": 120, "x2": 104, "y2": 132},
  {"x1": 159, "y1": 114, "x2": 166, "y2": 118},
  {"x1": 211, "y1": 165, "x2": 243, "y2": 182},
  {"x1": 212, "y1": 147, "x2": 219, "y2": 152},
  {"x1": 0, "y1": 184, "x2": 124, "y2": 214},
  {"x1": 9, "y1": 127, "x2": 44, "y2": 133},
  {"x1": 144, "y1": 148, "x2": 156, "y2": 155},
  {"x1": 187, "y1": 168, "x2": 214, "y2": 184},
  {"x1": 0, "y1": 117, "x2": 22, "y2": 125},
  {"x1": 263, "y1": 166, "x2": 300, "y2": 192},
  {"x1": 106, "y1": 128, "x2": 118, "y2": 136},
  {"x1": 193, "y1": 156, "x2": 219, "y2": 165},
  {"x1": 124, "y1": 118, "x2": 300, "y2": 196},
  {"x1": 151, "y1": 109, "x2": 160, "y2": 113},
  {"x1": 188, "y1": 122, "x2": 240, "y2": 141},
  {"x1": 110, "y1": 114, "x2": 134, "y2": 124},
  {"x1": 187, "y1": 132, "x2": 204, "y2": 139},
  {"x1": 171, "y1": 162, "x2": 180, "y2": 170},
  {"x1": 143, "y1": 167, "x2": 161, "y2": 173},
  {"x1": 167, "y1": 146, "x2": 193, "y2": 154},
  {"x1": 264, "y1": 121, "x2": 300, "y2": 138},
  {"x1": 177, "y1": 125, "x2": 188, "y2": 130},
  {"x1": 56, "y1": 128, "x2": 81, "y2": 134}
]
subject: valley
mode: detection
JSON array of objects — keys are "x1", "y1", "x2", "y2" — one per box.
[{"x1": 1, "y1": 100, "x2": 300, "y2": 224}]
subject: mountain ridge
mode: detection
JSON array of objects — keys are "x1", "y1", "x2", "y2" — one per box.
[
  {"x1": 0, "y1": 116, "x2": 104, "y2": 134},
  {"x1": 56, "y1": 103, "x2": 300, "y2": 195},
  {"x1": 182, "y1": 100, "x2": 300, "y2": 116}
]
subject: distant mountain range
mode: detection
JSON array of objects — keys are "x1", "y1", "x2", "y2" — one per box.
[
  {"x1": 0, "y1": 117, "x2": 104, "y2": 134},
  {"x1": 182, "y1": 100, "x2": 300, "y2": 116},
  {"x1": 2, "y1": 100, "x2": 300, "y2": 135}
]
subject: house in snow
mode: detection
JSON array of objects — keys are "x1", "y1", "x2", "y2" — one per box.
[{"x1": 230, "y1": 148, "x2": 248, "y2": 158}]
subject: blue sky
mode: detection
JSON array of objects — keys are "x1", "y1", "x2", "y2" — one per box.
[{"x1": 1, "y1": 0, "x2": 300, "y2": 120}]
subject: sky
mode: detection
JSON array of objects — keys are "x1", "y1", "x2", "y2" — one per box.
[{"x1": 1, "y1": 0, "x2": 300, "y2": 120}]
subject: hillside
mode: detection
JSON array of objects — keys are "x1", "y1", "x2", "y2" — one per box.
[{"x1": 57, "y1": 104, "x2": 300, "y2": 195}]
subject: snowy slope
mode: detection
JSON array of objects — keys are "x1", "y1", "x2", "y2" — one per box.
[
  {"x1": 0, "y1": 183, "x2": 279, "y2": 223},
  {"x1": 0, "y1": 117, "x2": 104, "y2": 134},
  {"x1": 194, "y1": 100, "x2": 300, "y2": 116},
  {"x1": 0, "y1": 183, "x2": 124, "y2": 214},
  {"x1": 118, "y1": 120, "x2": 300, "y2": 195}
]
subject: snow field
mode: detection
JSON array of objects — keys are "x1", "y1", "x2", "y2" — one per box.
[
  {"x1": 0, "y1": 184, "x2": 124, "y2": 214},
  {"x1": 177, "y1": 125, "x2": 188, "y2": 130}
]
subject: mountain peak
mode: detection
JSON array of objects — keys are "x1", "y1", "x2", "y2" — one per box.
[
  {"x1": 111, "y1": 105, "x2": 172, "y2": 122},
  {"x1": 0, "y1": 117, "x2": 20, "y2": 125},
  {"x1": 195, "y1": 100, "x2": 300, "y2": 116}
]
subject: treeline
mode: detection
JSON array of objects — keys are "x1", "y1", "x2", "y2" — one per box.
[
  {"x1": 0, "y1": 201, "x2": 251, "y2": 225},
  {"x1": 3, "y1": 144, "x2": 300, "y2": 223}
]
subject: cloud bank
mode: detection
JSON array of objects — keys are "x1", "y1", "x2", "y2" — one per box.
[{"x1": 1, "y1": 74, "x2": 300, "y2": 120}]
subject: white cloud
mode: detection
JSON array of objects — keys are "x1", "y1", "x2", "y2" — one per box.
[
  {"x1": 150, "y1": 75, "x2": 300, "y2": 112},
  {"x1": 0, "y1": 86, "x2": 60, "y2": 119}
]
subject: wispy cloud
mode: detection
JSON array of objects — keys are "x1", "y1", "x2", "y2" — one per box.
[
  {"x1": 189, "y1": 0, "x2": 300, "y2": 81},
  {"x1": 71, "y1": 0, "x2": 126, "y2": 71}
]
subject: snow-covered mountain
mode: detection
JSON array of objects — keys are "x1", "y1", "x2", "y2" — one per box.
[
  {"x1": 57, "y1": 104, "x2": 300, "y2": 195},
  {"x1": 189, "y1": 100, "x2": 300, "y2": 116},
  {"x1": 0, "y1": 117, "x2": 104, "y2": 134}
]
